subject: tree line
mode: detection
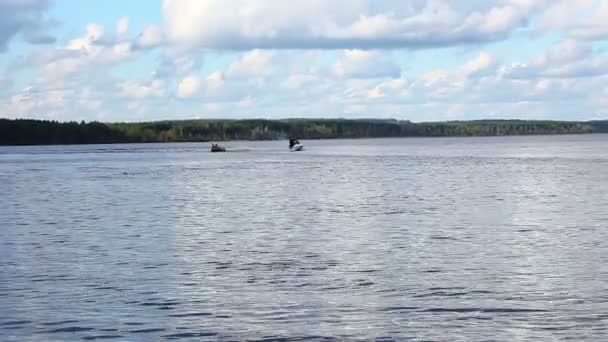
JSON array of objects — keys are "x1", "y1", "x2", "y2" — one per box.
[{"x1": 0, "y1": 118, "x2": 605, "y2": 145}]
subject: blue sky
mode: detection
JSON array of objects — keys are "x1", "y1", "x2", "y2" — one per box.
[{"x1": 0, "y1": 0, "x2": 607, "y2": 122}]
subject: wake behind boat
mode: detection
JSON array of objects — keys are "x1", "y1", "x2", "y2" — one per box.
[{"x1": 289, "y1": 139, "x2": 304, "y2": 152}]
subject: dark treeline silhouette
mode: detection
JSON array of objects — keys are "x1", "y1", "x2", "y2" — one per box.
[{"x1": 1, "y1": 118, "x2": 605, "y2": 145}]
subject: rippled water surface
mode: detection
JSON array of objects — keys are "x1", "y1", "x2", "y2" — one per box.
[{"x1": 1, "y1": 135, "x2": 608, "y2": 341}]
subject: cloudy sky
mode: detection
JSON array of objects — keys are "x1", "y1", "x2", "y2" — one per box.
[{"x1": 0, "y1": 0, "x2": 607, "y2": 122}]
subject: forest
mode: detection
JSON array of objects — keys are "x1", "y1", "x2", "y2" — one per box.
[{"x1": 1, "y1": 118, "x2": 606, "y2": 145}]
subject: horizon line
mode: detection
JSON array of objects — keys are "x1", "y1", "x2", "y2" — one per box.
[{"x1": 3, "y1": 117, "x2": 607, "y2": 125}]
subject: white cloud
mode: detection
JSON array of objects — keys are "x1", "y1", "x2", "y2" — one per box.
[
  {"x1": 0, "y1": 0, "x2": 55, "y2": 52},
  {"x1": 418, "y1": 51, "x2": 497, "y2": 95},
  {"x1": 462, "y1": 52, "x2": 497, "y2": 77},
  {"x1": 220, "y1": 49, "x2": 317, "y2": 86},
  {"x1": 568, "y1": 1, "x2": 608, "y2": 40},
  {"x1": 136, "y1": 25, "x2": 164, "y2": 48},
  {"x1": 66, "y1": 23, "x2": 104, "y2": 52},
  {"x1": 367, "y1": 87, "x2": 384, "y2": 99},
  {"x1": 237, "y1": 96, "x2": 255, "y2": 109},
  {"x1": 68, "y1": 24, "x2": 133, "y2": 62},
  {"x1": 127, "y1": 101, "x2": 145, "y2": 115},
  {"x1": 3, "y1": 85, "x2": 79, "y2": 119},
  {"x1": 18, "y1": 22, "x2": 137, "y2": 84},
  {"x1": 536, "y1": 0, "x2": 608, "y2": 40},
  {"x1": 367, "y1": 78, "x2": 409, "y2": 100},
  {"x1": 281, "y1": 74, "x2": 319, "y2": 90},
  {"x1": 3, "y1": 1, "x2": 608, "y2": 122},
  {"x1": 153, "y1": 55, "x2": 200, "y2": 79},
  {"x1": 161, "y1": 0, "x2": 538, "y2": 50},
  {"x1": 502, "y1": 39, "x2": 608, "y2": 79},
  {"x1": 224, "y1": 50, "x2": 278, "y2": 80},
  {"x1": 177, "y1": 75, "x2": 201, "y2": 98},
  {"x1": 32, "y1": 51, "x2": 88, "y2": 82},
  {"x1": 116, "y1": 17, "x2": 129, "y2": 37},
  {"x1": 333, "y1": 50, "x2": 400, "y2": 79},
  {"x1": 119, "y1": 79, "x2": 165, "y2": 99},
  {"x1": 79, "y1": 88, "x2": 103, "y2": 111},
  {"x1": 207, "y1": 71, "x2": 223, "y2": 83},
  {"x1": 202, "y1": 73, "x2": 250, "y2": 102}
]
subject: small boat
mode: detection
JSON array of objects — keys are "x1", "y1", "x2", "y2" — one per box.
[
  {"x1": 289, "y1": 139, "x2": 304, "y2": 152},
  {"x1": 211, "y1": 143, "x2": 226, "y2": 152}
]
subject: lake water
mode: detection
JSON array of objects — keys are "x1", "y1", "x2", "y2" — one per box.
[{"x1": 1, "y1": 135, "x2": 607, "y2": 341}]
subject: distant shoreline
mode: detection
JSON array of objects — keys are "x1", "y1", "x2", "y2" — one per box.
[{"x1": 1, "y1": 118, "x2": 607, "y2": 146}]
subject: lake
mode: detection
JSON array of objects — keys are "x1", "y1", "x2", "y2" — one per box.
[{"x1": 1, "y1": 135, "x2": 607, "y2": 341}]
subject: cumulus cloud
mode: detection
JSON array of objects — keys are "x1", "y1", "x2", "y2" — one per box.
[
  {"x1": 222, "y1": 49, "x2": 317, "y2": 80},
  {"x1": 367, "y1": 78, "x2": 409, "y2": 100},
  {"x1": 502, "y1": 39, "x2": 608, "y2": 79},
  {"x1": 59, "y1": 22, "x2": 136, "y2": 65},
  {"x1": 333, "y1": 50, "x2": 400, "y2": 79},
  {"x1": 16, "y1": 21, "x2": 137, "y2": 84},
  {"x1": 177, "y1": 75, "x2": 202, "y2": 98},
  {"x1": 116, "y1": 17, "x2": 129, "y2": 37},
  {"x1": 224, "y1": 50, "x2": 278, "y2": 79},
  {"x1": 0, "y1": 0, "x2": 55, "y2": 52},
  {"x1": 3, "y1": 85, "x2": 75, "y2": 119},
  {"x1": 536, "y1": 0, "x2": 608, "y2": 40},
  {"x1": 568, "y1": 1, "x2": 608, "y2": 40},
  {"x1": 4, "y1": 1, "x2": 608, "y2": 122},
  {"x1": 136, "y1": 25, "x2": 164, "y2": 49},
  {"x1": 161, "y1": 0, "x2": 537, "y2": 50},
  {"x1": 281, "y1": 74, "x2": 320, "y2": 90},
  {"x1": 462, "y1": 52, "x2": 498, "y2": 77},
  {"x1": 119, "y1": 79, "x2": 165, "y2": 99},
  {"x1": 153, "y1": 55, "x2": 200, "y2": 79},
  {"x1": 417, "y1": 51, "x2": 497, "y2": 94},
  {"x1": 201, "y1": 71, "x2": 252, "y2": 102}
]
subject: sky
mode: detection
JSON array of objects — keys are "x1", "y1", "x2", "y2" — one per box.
[{"x1": 0, "y1": 0, "x2": 607, "y2": 122}]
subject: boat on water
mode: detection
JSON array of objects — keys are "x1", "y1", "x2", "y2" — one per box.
[
  {"x1": 289, "y1": 139, "x2": 304, "y2": 152},
  {"x1": 210, "y1": 143, "x2": 226, "y2": 152}
]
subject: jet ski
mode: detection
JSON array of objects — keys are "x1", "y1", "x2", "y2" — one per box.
[
  {"x1": 210, "y1": 143, "x2": 226, "y2": 152},
  {"x1": 289, "y1": 139, "x2": 304, "y2": 152}
]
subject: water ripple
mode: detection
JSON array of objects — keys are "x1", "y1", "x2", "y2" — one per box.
[{"x1": 1, "y1": 137, "x2": 607, "y2": 340}]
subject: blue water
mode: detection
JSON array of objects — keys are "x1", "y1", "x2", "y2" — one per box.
[{"x1": 1, "y1": 135, "x2": 607, "y2": 341}]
